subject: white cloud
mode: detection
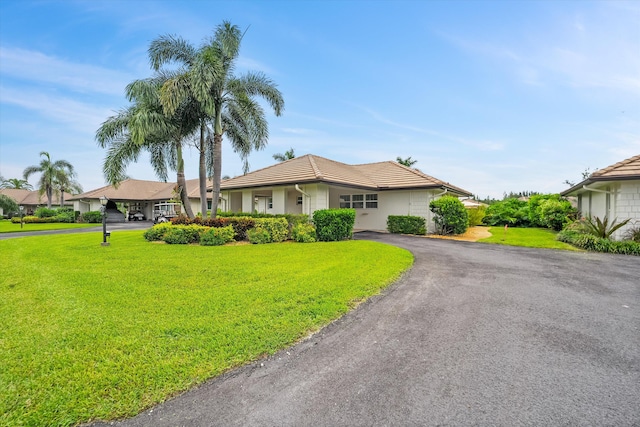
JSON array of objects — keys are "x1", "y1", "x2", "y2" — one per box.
[{"x1": 0, "y1": 46, "x2": 134, "y2": 96}]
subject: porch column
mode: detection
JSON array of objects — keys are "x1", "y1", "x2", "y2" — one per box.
[
  {"x1": 272, "y1": 188, "x2": 286, "y2": 214},
  {"x1": 242, "y1": 190, "x2": 254, "y2": 213}
]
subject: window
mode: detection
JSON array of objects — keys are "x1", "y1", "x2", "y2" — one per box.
[
  {"x1": 339, "y1": 193, "x2": 378, "y2": 209},
  {"x1": 297, "y1": 196, "x2": 303, "y2": 205},
  {"x1": 366, "y1": 194, "x2": 378, "y2": 208},
  {"x1": 268, "y1": 197, "x2": 273, "y2": 209}
]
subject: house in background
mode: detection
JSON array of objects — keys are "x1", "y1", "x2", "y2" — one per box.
[
  {"x1": 561, "y1": 154, "x2": 640, "y2": 240},
  {"x1": 0, "y1": 188, "x2": 73, "y2": 216},
  {"x1": 68, "y1": 178, "x2": 212, "y2": 222},
  {"x1": 219, "y1": 154, "x2": 473, "y2": 232}
]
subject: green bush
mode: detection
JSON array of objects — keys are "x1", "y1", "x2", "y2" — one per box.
[
  {"x1": 54, "y1": 210, "x2": 76, "y2": 223},
  {"x1": 247, "y1": 228, "x2": 272, "y2": 244},
  {"x1": 538, "y1": 199, "x2": 575, "y2": 231},
  {"x1": 143, "y1": 223, "x2": 175, "y2": 241},
  {"x1": 429, "y1": 196, "x2": 469, "y2": 235},
  {"x1": 557, "y1": 229, "x2": 640, "y2": 256},
  {"x1": 80, "y1": 211, "x2": 103, "y2": 223},
  {"x1": 483, "y1": 198, "x2": 529, "y2": 226},
  {"x1": 623, "y1": 225, "x2": 640, "y2": 242},
  {"x1": 253, "y1": 218, "x2": 289, "y2": 243},
  {"x1": 387, "y1": 215, "x2": 426, "y2": 235},
  {"x1": 11, "y1": 215, "x2": 57, "y2": 224},
  {"x1": 584, "y1": 216, "x2": 631, "y2": 239},
  {"x1": 200, "y1": 225, "x2": 235, "y2": 246},
  {"x1": 292, "y1": 223, "x2": 317, "y2": 243},
  {"x1": 467, "y1": 206, "x2": 486, "y2": 227},
  {"x1": 163, "y1": 228, "x2": 191, "y2": 245},
  {"x1": 312, "y1": 209, "x2": 356, "y2": 241},
  {"x1": 34, "y1": 207, "x2": 58, "y2": 218}
]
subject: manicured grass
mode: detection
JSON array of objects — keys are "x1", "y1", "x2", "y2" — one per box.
[
  {"x1": 0, "y1": 220, "x2": 97, "y2": 233},
  {"x1": 478, "y1": 226, "x2": 580, "y2": 251},
  {"x1": 0, "y1": 231, "x2": 412, "y2": 426}
]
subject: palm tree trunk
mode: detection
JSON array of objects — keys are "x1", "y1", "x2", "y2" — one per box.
[
  {"x1": 46, "y1": 186, "x2": 53, "y2": 209},
  {"x1": 198, "y1": 123, "x2": 208, "y2": 217},
  {"x1": 211, "y1": 132, "x2": 222, "y2": 219},
  {"x1": 175, "y1": 142, "x2": 195, "y2": 218},
  {"x1": 60, "y1": 190, "x2": 65, "y2": 208}
]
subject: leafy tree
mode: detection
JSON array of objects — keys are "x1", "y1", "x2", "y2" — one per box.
[
  {"x1": 483, "y1": 198, "x2": 529, "y2": 226},
  {"x1": 96, "y1": 75, "x2": 199, "y2": 218},
  {"x1": 429, "y1": 195, "x2": 468, "y2": 235},
  {"x1": 0, "y1": 178, "x2": 33, "y2": 190},
  {"x1": 154, "y1": 21, "x2": 284, "y2": 218},
  {"x1": 396, "y1": 156, "x2": 418, "y2": 168},
  {"x1": 273, "y1": 148, "x2": 295, "y2": 162},
  {"x1": 0, "y1": 194, "x2": 19, "y2": 216},
  {"x1": 23, "y1": 152, "x2": 77, "y2": 208}
]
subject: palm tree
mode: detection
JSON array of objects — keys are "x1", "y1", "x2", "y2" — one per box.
[
  {"x1": 273, "y1": 148, "x2": 295, "y2": 162},
  {"x1": 23, "y1": 152, "x2": 77, "y2": 208},
  {"x1": 96, "y1": 74, "x2": 199, "y2": 218},
  {"x1": 396, "y1": 156, "x2": 418, "y2": 168},
  {"x1": 151, "y1": 21, "x2": 284, "y2": 218},
  {"x1": 54, "y1": 173, "x2": 83, "y2": 207},
  {"x1": 0, "y1": 178, "x2": 33, "y2": 190}
]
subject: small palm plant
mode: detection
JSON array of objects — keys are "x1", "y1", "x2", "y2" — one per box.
[{"x1": 584, "y1": 215, "x2": 631, "y2": 239}]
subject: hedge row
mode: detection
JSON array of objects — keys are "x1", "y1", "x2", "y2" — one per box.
[
  {"x1": 387, "y1": 215, "x2": 426, "y2": 235},
  {"x1": 557, "y1": 230, "x2": 640, "y2": 256}
]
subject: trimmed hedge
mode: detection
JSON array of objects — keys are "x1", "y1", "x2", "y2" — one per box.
[
  {"x1": 387, "y1": 215, "x2": 426, "y2": 235},
  {"x1": 312, "y1": 209, "x2": 356, "y2": 241},
  {"x1": 557, "y1": 230, "x2": 640, "y2": 256},
  {"x1": 429, "y1": 196, "x2": 469, "y2": 235},
  {"x1": 253, "y1": 218, "x2": 289, "y2": 243},
  {"x1": 292, "y1": 223, "x2": 317, "y2": 243},
  {"x1": 200, "y1": 225, "x2": 235, "y2": 246},
  {"x1": 80, "y1": 211, "x2": 103, "y2": 223}
]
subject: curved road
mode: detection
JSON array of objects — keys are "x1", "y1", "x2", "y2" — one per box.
[{"x1": 79, "y1": 231, "x2": 639, "y2": 426}]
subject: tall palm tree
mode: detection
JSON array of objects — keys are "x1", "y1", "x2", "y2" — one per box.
[
  {"x1": 151, "y1": 21, "x2": 284, "y2": 218},
  {"x1": 54, "y1": 173, "x2": 83, "y2": 207},
  {"x1": 0, "y1": 178, "x2": 34, "y2": 190},
  {"x1": 96, "y1": 74, "x2": 199, "y2": 218},
  {"x1": 273, "y1": 148, "x2": 295, "y2": 162},
  {"x1": 23, "y1": 152, "x2": 77, "y2": 208}
]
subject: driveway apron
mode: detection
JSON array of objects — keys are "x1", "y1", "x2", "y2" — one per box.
[{"x1": 92, "y1": 232, "x2": 640, "y2": 426}]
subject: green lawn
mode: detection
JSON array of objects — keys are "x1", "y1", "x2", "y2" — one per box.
[
  {"x1": 0, "y1": 231, "x2": 413, "y2": 426},
  {"x1": 478, "y1": 226, "x2": 580, "y2": 251},
  {"x1": 0, "y1": 220, "x2": 97, "y2": 233}
]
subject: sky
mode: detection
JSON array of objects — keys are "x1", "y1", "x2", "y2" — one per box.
[{"x1": 0, "y1": 0, "x2": 638, "y2": 200}]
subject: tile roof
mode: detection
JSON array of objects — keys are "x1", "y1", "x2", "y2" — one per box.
[
  {"x1": 590, "y1": 154, "x2": 640, "y2": 179},
  {"x1": 68, "y1": 179, "x2": 176, "y2": 201},
  {"x1": 219, "y1": 154, "x2": 472, "y2": 195},
  {"x1": 561, "y1": 154, "x2": 640, "y2": 196},
  {"x1": 0, "y1": 189, "x2": 72, "y2": 205}
]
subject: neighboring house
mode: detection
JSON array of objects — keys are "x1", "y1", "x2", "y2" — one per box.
[
  {"x1": 561, "y1": 154, "x2": 640, "y2": 240},
  {"x1": 0, "y1": 188, "x2": 73, "y2": 216},
  {"x1": 68, "y1": 178, "x2": 212, "y2": 222},
  {"x1": 462, "y1": 199, "x2": 488, "y2": 209},
  {"x1": 219, "y1": 154, "x2": 473, "y2": 232}
]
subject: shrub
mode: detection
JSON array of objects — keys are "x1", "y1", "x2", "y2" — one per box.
[
  {"x1": 170, "y1": 214, "x2": 191, "y2": 225},
  {"x1": 143, "y1": 223, "x2": 175, "y2": 241},
  {"x1": 292, "y1": 223, "x2": 317, "y2": 243},
  {"x1": 11, "y1": 215, "x2": 56, "y2": 224},
  {"x1": 467, "y1": 206, "x2": 486, "y2": 227},
  {"x1": 623, "y1": 225, "x2": 640, "y2": 242},
  {"x1": 387, "y1": 215, "x2": 426, "y2": 235},
  {"x1": 253, "y1": 218, "x2": 289, "y2": 243},
  {"x1": 34, "y1": 207, "x2": 58, "y2": 218},
  {"x1": 54, "y1": 210, "x2": 76, "y2": 223},
  {"x1": 429, "y1": 196, "x2": 469, "y2": 235},
  {"x1": 483, "y1": 198, "x2": 529, "y2": 227},
  {"x1": 538, "y1": 199, "x2": 576, "y2": 231},
  {"x1": 200, "y1": 225, "x2": 235, "y2": 246},
  {"x1": 80, "y1": 211, "x2": 103, "y2": 223},
  {"x1": 557, "y1": 229, "x2": 640, "y2": 256},
  {"x1": 162, "y1": 227, "x2": 192, "y2": 245},
  {"x1": 312, "y1": 209, "x2": 356, "y2": 241},
  {"x1": 225, "y1": 217, "x2": 256, "y2": 241},
  {"x1": 584, "y1": 216, "x2": 631, "y2": 239},
  {"x1": 247, "y1": 228, "x2": 272, "y2": 244}
]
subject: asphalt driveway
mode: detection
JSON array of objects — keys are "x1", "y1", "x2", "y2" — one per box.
[{"x1": 93, "y1": 232, "x2": 640, "y2": 426}]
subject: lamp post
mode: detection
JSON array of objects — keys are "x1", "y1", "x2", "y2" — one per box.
[
  {"x1": 100, "y1": 196, "x2": 110, "y2": 246},
  {"x1": 19, "y1": 205, "x2": 24, "y2": 229}
]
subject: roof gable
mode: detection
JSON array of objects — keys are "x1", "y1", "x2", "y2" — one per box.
[
  {"x1": 590, "y1": 154, "x2": 640, "y2": 179},
  {"x1": 68, "y1": 179, "x2": 176, "y2": 201}
]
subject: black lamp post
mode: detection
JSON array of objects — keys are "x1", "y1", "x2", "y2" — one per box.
[
  {"x1": 100, "y1": 196, "x2": 110, "y2": 246},
  {"x1": 19, "y1": 205, "x2": 24, "y2": 229}
]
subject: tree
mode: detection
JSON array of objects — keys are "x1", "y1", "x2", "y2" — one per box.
[
  {"x1": 96, "y1": 75, "x2": 199, "y2": 218},
  {"x1": 396, "y1": 156, "x2": 418, "y2": 168},
  {"x1": 54, "y1": 173, "x2": 83, "y2": 207},
  {"x1": 23, "y1": 152, "x2": 77, "y2": 208},
  {"x1": 564, "y1": 167, "x2": 594, "y2": 187},
  {"x1": 273, "y1": 148, "x2": 295, "y2": 162},
  {"x1": 153, "y1": 21, "x2": 284, "y2": 218},
  {"x1": 0, "y1": 178, "x2": 33, "y2": 190},
  {"x1": 0, "y1": 194, "x2": 19, "y2": 216}
]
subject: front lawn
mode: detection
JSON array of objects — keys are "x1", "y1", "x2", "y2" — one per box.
[
  {"x1": 0, "y1": 220, "x2": 97, "y2": 233},
  {"x1": 0, "y1": 231, "x2": 412, "y2": 426},
  {"x1": 478, "y1": 226, "x2": 580, "y2": 251}
]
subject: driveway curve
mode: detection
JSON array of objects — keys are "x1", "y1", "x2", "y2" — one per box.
[{"x1": 93, "y1": 232, "x2": 640, "y2": 426}]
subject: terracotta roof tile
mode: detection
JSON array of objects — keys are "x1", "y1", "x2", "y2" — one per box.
[
  {"x1": 591, "y1": 154, "x2": 640, "y2": 179},
  {"x1": 0, "y1": 189, "x2": 72, "y2": 205},
  {"x1": 68, "y1": 179, "x2": 176, "y2": 201}
]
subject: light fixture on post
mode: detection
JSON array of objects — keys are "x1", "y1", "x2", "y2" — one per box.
[
  {"x1": 19, "y1": 205, "x2": 24, "y2": 229},
  {"x1": 100, "y1": 196, "x2": 110, "y2": 246}
]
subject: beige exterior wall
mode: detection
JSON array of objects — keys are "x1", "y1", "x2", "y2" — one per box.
[{"x1": 614, "y1": 180, "x2": 640, "y2": 240}]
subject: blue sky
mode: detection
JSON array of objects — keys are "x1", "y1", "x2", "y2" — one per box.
[{"x1": 0, "y1": 0, "x2": 638, "y2": 199}]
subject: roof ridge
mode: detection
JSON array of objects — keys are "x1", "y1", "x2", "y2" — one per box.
[{"x1": 308, "y1": 155, "x2": 324, "y2": 179}]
